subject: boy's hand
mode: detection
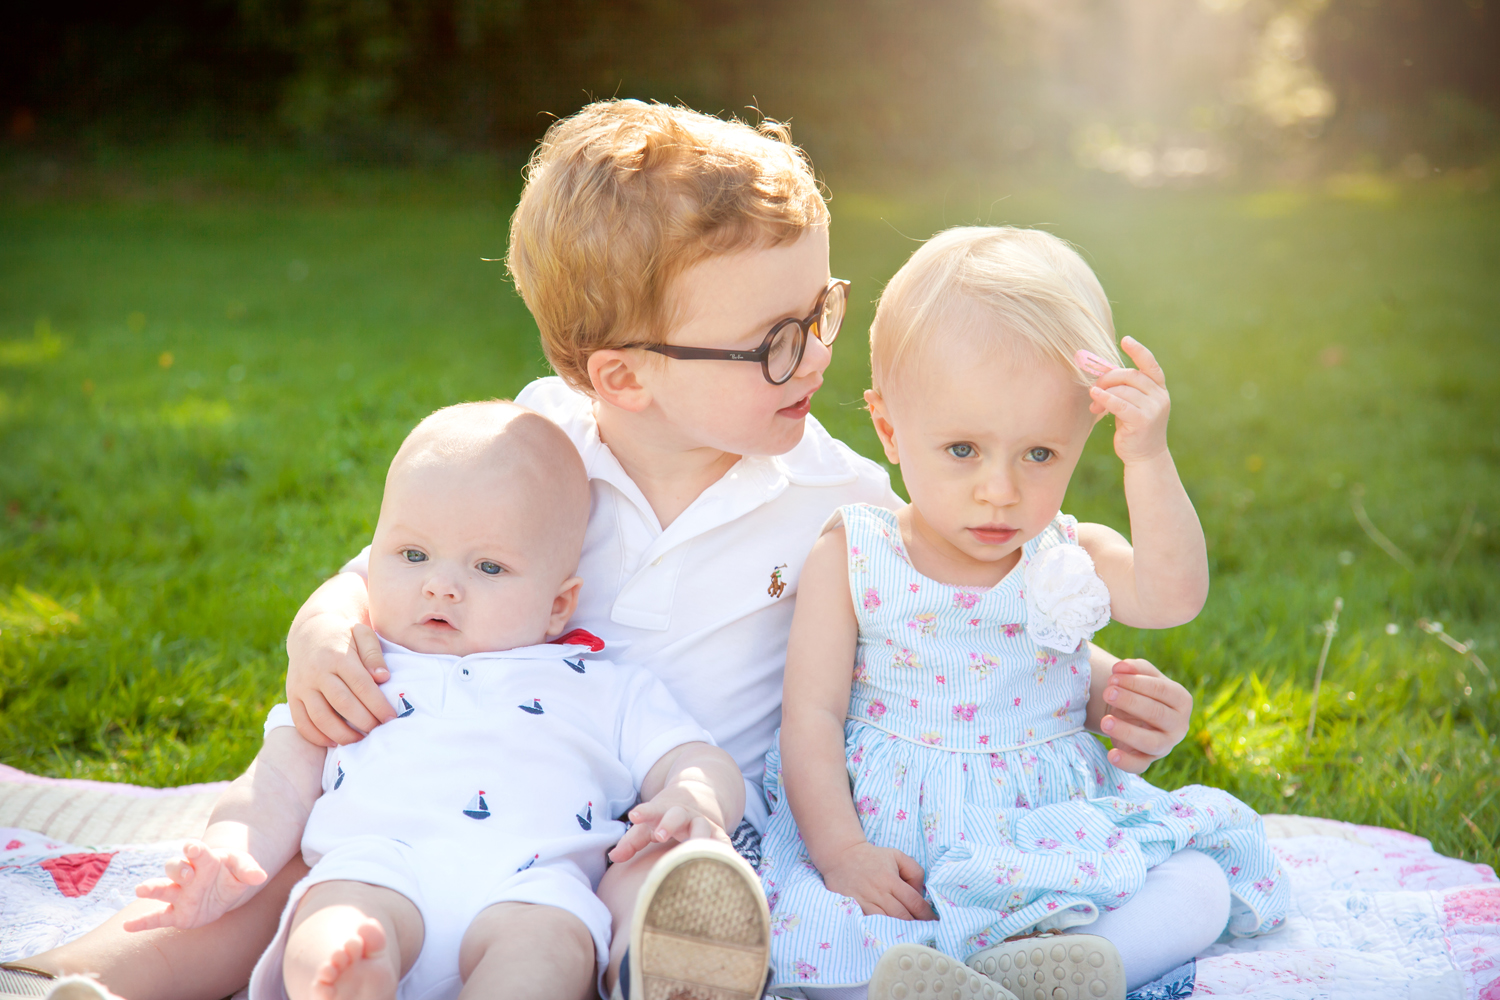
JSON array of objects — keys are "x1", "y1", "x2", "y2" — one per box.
[
  {"x1": 608, "y1": 792, "x2": 731, "y2": 864},
  {"x1": 1100, "y1": 658, "x2": 1193, "y2": 773},
  {"x1": 287, "y1": 616, "x2": 394, "y2": 747},
  {"x1": 1089, "y1": 336, "x2": 1172, "y2": 467},
  {"x1": 820, "y1": 841, "x2": 935, "y2": 921},
  {"x1": 124, "y1": 840, "x2": 268, "y2": 931}
]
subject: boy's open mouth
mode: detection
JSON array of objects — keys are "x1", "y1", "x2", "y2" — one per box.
[
  {"x1": 778, "y1": 392, "x2": 815, "y2": 419},
  {"x1": 420, "y1": 614, "x2": 457, "y2": 630}
]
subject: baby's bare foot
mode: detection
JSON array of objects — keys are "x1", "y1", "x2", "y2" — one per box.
[{"x1": 309, "y1": 919, "x2": 396, "y2": 1000}]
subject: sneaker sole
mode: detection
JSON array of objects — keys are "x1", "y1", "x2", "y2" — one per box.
[
  {"x1": 869, "y1": 944, "x2": 1015, "y2": 1000},
  {"x1": 629, "y1": 840, "x2": 770, "y2": 1000},
  {"x1": 965, "y1": 935, "x2": 1124, "y2": 1000}
]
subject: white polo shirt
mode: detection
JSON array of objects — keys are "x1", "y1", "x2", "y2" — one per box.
[{"x1": 347, "y1": 376, "x2": 899, "y2": 828}]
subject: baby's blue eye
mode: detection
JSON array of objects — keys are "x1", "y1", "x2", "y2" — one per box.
[
  {"x1": 1024, "y1": 447, "x2": 1054, "y2": 463},
  {"x1": 946, "y1": 443, "x2": 976, "y2": 459},
  {"x1": 402, "y1": 549, "x2": 427, "y2": 563},
  {"x1": 477, "y1": 561, "x2": 504, "y2": 576}
]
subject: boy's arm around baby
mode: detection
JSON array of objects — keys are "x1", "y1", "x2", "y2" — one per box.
[{"x1": 127, "y1": 728, "x2": 326, "y2": 931}]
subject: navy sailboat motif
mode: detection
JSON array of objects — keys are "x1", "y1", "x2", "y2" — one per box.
[
  {"x1": 565, "y1": 659, "x2": 586, "y2": 674},
  {"x1": 576, "y1": 801, "x2": 593, "y2": 831},
  {"x1": 519, "y1": 698, "x2": 544, "y2": 715},
  {"x1": 334, "y1": 762, "x2": 345, "y2": 789},
  {"x1": 396, "y1": 693, "x2": 415, "y2": 718},
  {"x1": 463, "y1": 791, "x2": 491, "y2": 820},
  {"x1": 516, "y1": 853, "x2": 539, "y2": 873}
]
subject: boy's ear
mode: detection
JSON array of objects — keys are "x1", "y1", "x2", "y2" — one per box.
[
  {"x1": 545, "y1": 576, "x2": 584, "y2": 638},
  {"x1": 588, "y1": 350, "x2": 653, "y2": 413},
  {"x1": 864, "y1": 389, "x2": 901, "y2": 464}
]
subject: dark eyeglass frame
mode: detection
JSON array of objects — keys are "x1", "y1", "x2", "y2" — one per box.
[{"x1": 622, "y1": 278, "x2": 851, "y2": 385}]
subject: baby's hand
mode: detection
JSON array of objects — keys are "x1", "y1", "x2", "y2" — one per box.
[
  {"x1": 124, "y1": 840, "x2": 268, "y2": 931},
  {"x1": 608, "y1": 795, "x2": 731, "y2": 864},
  {"x1": 1089, "y1": 337, "x2": 1172, "y2": 467},
  {"x1": 820, "y1": 841, "x2": 936, "y2": 921}
]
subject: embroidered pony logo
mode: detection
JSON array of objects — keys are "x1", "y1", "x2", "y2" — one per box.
[{"x1": 767, "y1": 564, "x2": 788, "y2": 598}]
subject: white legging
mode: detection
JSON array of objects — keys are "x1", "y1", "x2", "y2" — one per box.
[{"x1": 791, "y1": 849, "x2": 1232, "y2": 999}]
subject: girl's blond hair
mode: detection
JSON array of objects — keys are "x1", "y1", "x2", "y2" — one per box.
[
  {"x1": 869, "y1": 226, "x2": 1120, "y2": 392},
  {"x1": 507, "y1": 100, "x2": 829, "y2": 393}
]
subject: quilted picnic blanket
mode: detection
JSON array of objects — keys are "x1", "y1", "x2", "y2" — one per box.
[{"x1": 0, "y1": 811, "x2": 1496, "y2": 998}]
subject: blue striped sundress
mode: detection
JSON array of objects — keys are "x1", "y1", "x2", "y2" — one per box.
[{"x1": 758, "y1": 504, "x2": 1287, "y2": 991}]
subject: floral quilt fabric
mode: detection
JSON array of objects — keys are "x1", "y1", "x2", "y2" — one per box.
[{"x1": 1, "y1": 819, "x2": 1497, "y2": 999}]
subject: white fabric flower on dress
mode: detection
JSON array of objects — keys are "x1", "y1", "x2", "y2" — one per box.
[{"x1": 1023, "y1": 544, "x2": 1111, "y2": 653}]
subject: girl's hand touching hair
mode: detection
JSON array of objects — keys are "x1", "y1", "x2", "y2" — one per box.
[{"x1": 1089, "y1": 336, "x2": 1173, "y2": 468}]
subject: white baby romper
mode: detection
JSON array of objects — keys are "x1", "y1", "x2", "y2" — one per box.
[
  {"x1": 758, "y1": 505, "x2": 1287, "y2": 992},
  {"x1": 249, "y1": 631, "x2": 712, "y2": 1000}
]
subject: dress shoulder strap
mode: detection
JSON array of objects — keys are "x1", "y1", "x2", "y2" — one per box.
[{"x1": 836, "y1": 503, "x2": 906, "y2": 626}]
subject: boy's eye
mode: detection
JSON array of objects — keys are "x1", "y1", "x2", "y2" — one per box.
[
  {"x1": 946, "y1": 443, "x2": 976, "y2": 459},
  {"x1": 401, "y1": 549, "x2": 427, "y2": 563},
  {"x1": 1024, "y1": 447, "x2": 1055, "y2": 463},
  {"x1": 477, "y1": 561, "x2": 504, "y2": 576}
]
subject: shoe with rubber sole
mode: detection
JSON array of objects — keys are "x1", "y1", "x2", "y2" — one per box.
[
  {"x1": 628, "y1": 839, "x2": 770, "y2": 1000},
  {"x1": 965, "y1": 934, "x2": 1124, "y2": 1000},
  {"x1": 869, "y1": 944, "x2": 1017, "y2": 1000}
]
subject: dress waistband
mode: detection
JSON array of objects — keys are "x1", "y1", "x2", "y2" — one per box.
[{"x1": 844, "y1": 716, "x2": 1086, "y2": 754}]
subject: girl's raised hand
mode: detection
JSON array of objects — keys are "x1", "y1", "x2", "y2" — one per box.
[
  {"x1": 820, "y1": 841, "x2": 936, "y2": 921},
  {"x1": 1089, "y1": 336, "x2": 1172, "y2": 467}
]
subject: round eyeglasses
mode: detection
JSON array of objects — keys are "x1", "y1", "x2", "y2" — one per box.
[{"x1": 624, "y1": 278, "x2": 850, "y2": 385}]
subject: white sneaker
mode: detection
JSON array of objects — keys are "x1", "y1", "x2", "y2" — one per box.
[
  {"x1": 869, "y1": 944, "x2": 1016, "y2": 1000},
  {"x1": 965, "y1": 934, "x2": 1124, "y2": 1000},
  {"x1": 45, "y1": 977, "x2": 122, "y2": 1000},
  {"x1": 627, "y1": 839, "x2": 770, "y2": 1000}
]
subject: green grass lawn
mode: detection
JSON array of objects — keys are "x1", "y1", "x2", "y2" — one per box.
[{"x1": 1, "y1": 150, "x2": 1496, "y2": 867}]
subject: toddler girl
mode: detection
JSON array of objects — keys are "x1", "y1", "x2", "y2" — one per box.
[{"x1": 758, "y1": 227, "x2": 1287, "y2": 1000}]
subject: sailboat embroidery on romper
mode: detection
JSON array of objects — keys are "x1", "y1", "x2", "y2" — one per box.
[
  {"x1": 396, "y1": 693, "x2": 415, "y2": 718},
  {"x1": 516, "y1": 853, "x2": 539, "y2": 873},
  {"x1": 334, "y1": 763, "x2": 345, "y2": 789},
  {"x1": 565, "y1": 659, "x2": 586, "y2": 674},
  {"x1": 463, "y1": 791, "x2": 491, "y2": 820},
  {"x1": 576, "y1": 802, "x2": 593, "y2": 831},
  {"x1": 519, "y1": 699, "x2": 544, "y2": 715}
]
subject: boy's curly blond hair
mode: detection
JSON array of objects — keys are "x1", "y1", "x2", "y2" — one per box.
[{"x1": 507, "y1": 99, "x2": 829, "y2": 393}]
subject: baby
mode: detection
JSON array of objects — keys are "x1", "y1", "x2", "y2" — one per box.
[
  {"x1": 127, "y1": 401, "x2": 750, "y2": 1000},
  {"x1": 758, "y1": 228, "x2": 1288, "y2": 1000}
]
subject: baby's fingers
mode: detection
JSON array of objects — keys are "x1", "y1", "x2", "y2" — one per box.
[
  {"x1": 135, "y1": 877, "x2": 184, "y2": 904},
  {"x1": 1120, "y1": 336, "x2": 1166, "y2": 387},
  {"x1": 607, "y1": 823, "x2": 655, "y2": 863},
  {"x1": 223, "y1": 852, "x2": 268, "y2": 887},
  {"x1": 122, "y1": 904, "x2": 176, "y2": 933}
]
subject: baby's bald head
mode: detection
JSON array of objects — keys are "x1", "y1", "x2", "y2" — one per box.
[
  {"x1": 385, "y1": 400, "x2": 589, "y2": 573},
  {"x1": 369, "y1": 402, "x2": 591, "y2": 654}
]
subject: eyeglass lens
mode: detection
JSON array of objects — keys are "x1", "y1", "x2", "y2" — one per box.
[{"x1": 764, "y1": 282, "x2": 849, "y2": 383}]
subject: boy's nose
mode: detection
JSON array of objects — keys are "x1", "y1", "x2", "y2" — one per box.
[{"x1": 795, "y1": 328, "x2": 834, "y2": 380}]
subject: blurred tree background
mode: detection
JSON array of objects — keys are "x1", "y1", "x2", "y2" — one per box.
[
  {"x1": 5, "y1": 0, "x2": 1499, "y2": 183},
  {"x1": 2, "y1": 1, "x2": 1498, "y2": 865}
]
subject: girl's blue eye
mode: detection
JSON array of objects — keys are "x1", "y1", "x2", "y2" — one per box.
[
  {"x1": 1025, "y1": 447, "x2": 1054, "y2": 463},
  {"x1": 946, "y1": 443, "x2": 976, "y2": 459},
  {"x1": 402, "y1": 549, "x2": 427, "y2": 563},
  {"x1": 477, "y1": 561, "x2": 503, "y2": 576}
]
